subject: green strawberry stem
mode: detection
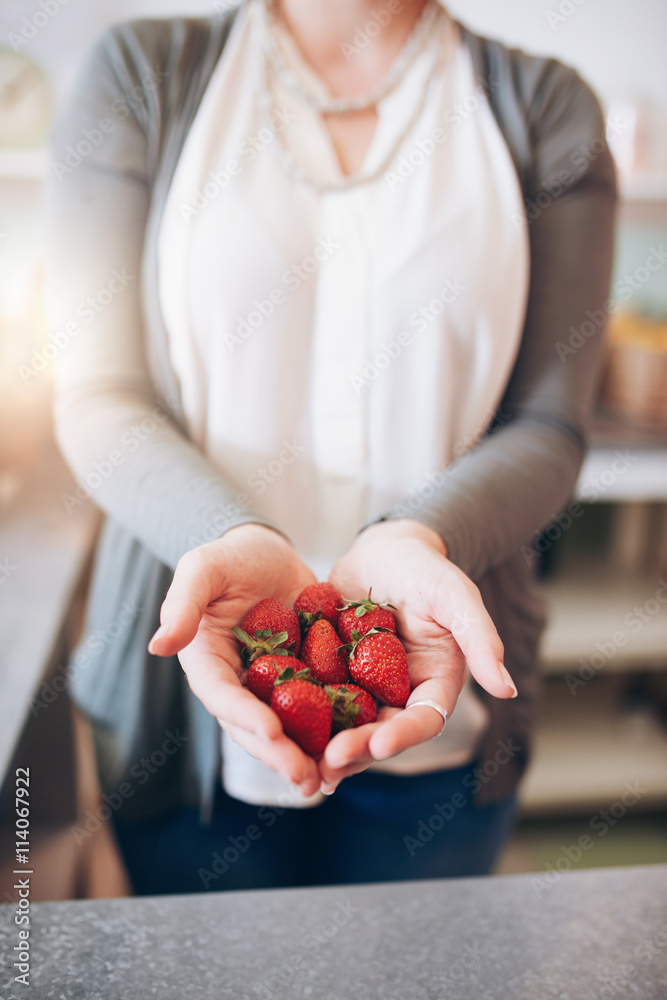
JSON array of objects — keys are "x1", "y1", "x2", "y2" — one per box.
[
  {"x1": 274, "y1": 666, "x2": 315, "y2": 686},
  {"x1": 339, "y1": 588, "x2": 397, "y2": 617},
  {"x1": 231, "y1": 627, "x2": 291, "y2": 666},
  {"x1": 296, "y1": 608, "x2": 322, "y2": 632},
  {"x1": 340, "y1": 626, "x2": 394, "y2": 658},
  {"x1": 324, "y1": 685, "x2": 362, "y2": 730}
]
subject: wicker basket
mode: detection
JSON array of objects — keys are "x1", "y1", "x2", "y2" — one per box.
[{"x1": 601, "y1": 313, "x2": 667, "y2": 430}]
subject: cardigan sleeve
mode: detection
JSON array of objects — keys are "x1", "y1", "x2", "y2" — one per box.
[
  {"x1": 48, "y1": 23, "x2": 279, "y2": 571},
  {"x1": 375, "y1": 57, "x2": 617, "y2": 582}
]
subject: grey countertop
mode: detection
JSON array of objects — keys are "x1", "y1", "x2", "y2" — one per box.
[{"x1": 1, "y1": 864, "x2": 666, "y2": 999}]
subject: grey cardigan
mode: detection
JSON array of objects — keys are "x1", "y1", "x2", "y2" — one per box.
[{"x1": 48, "y1": 11, "x2": 616, "y2": 819}]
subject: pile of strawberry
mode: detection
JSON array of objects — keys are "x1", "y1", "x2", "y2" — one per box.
[{"x1": 231, "y1": 584, "x2": 411, "y2": 758}]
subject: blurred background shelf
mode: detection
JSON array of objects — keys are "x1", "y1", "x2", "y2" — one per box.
[
  {"x1": 520, "y1": 396, "x2": 667, "y2": 851},
  {"x1": 520, "y1": 675, "x2": 667, "y2": 815},
  {"x1": 576, "y1": 411, "x2": 667, "y2": 503},
  {"x1": 539, "y1": 560, "x2": 667, "y2": 674},
  {"x1": 577, "y1": 447, "x2": 667, "y2": 502}
]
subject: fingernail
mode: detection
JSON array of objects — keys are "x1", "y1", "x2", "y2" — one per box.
[
  {"x1": 499, "y1": 663, "x2": 518, "y2": 698},
  {"x1": 320, "y1": 782, "x2": 338, "y2": 796},
  {"x1": 148, "y1": 625, "x2": 167, "y2": 654}
]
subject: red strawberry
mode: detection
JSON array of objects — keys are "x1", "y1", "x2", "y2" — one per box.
[
  {"x1": 338, "y1": 592, "x2": 397, "y2": 644},
  {"x1": 300, "y1": 619, "x2": 349, "y2": 684},
  {"x1": 247, "y1": 655, "x2": 305, "y2": 704},
  {"x1": 347, "y1": 629, "x2": 410, "y2": 707},
  {"x1": 294, "y1": 582, "x2": 342, "y2": 631},
  {"x1": 232, "y1": 598, "x2": 301, "y2": 662},
  {"x1": 271, "y1": 672, "x2": 333, "y2": 757},
  {"x1": 325, "y1": 683, "x2": 377, "y2": 732}
]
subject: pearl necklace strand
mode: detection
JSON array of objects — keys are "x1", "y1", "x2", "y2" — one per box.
[
  {"x1": 261, "y1": 0, "x2": 440, "y2": 114},
  {"x1": 257, "y1": 0, "x2": 445, "y2": 193}
]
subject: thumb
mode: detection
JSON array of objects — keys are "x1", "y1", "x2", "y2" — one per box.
[
  {"x1": 149, "y1": 547, "x2": 227, "y2": 657},
  {"x1": 434, "y1": 571, "x2": 517, "y2": 700}
]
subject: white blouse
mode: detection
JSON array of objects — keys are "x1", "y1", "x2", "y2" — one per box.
[{"x1": 158, "y1": 1, "x2": 529, "y2": 804}]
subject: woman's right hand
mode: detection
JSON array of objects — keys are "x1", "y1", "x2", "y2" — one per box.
[{"x1": 149, "y1": 523, "x2": 321, "y2": 797}]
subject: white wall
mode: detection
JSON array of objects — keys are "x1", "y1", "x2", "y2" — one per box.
[
  {"x1": 0, "y1": 0, "x2": 665, "y2": 113},
  {"x1": 0, "y1": 0, "x2": 220, "y2": 106}
]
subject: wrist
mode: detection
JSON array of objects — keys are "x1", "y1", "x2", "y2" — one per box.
[
  {"x1": 360, "y1": 519, "x2": 448, "y2": 559},
  {"x1": 221, "y1": 521, "x2": 292, "y2": 547}
]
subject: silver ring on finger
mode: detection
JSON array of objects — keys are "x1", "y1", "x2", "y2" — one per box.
[{"x1": 406, "y1": 698, "x2": 448, "y2": 736}]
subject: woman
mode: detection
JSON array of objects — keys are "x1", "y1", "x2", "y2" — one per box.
[{"x1": 48, "y1": 0, "x2": 616, "y2": 893}]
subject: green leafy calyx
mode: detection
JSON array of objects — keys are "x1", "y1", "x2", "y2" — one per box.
[
  {"x1": 325, "y1": 685, "x2": 362, "y2": 731},
  {"x1": 231, "y1": 627, "x2": 291, "y2": 666},
  {"x1": 339, "y1": 588, "x2": 396, "y2": 618},
  {"x1": 273, "y1": 665, "x2": 314, "y2": 687}
]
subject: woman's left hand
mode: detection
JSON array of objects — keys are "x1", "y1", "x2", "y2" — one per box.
[{"x1": 319, "y1": 520, "x2": 518, "y2": 793}]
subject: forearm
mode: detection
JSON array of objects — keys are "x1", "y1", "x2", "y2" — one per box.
[
  {"x1": 378, "y1": 416, "x2": 583, "y2": 581},
  {"x1": 55, "y1": 386, "x2": 276, "y2": 570}
]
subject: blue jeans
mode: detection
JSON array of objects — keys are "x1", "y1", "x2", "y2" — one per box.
[{"x1": 112, "y1": 762, "x2": 518, "y2": 895}]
